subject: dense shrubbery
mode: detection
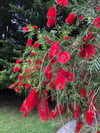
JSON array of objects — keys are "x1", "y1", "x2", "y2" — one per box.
[{"x1": 9, "y1": 0, "x2": 100, "y2": 132}]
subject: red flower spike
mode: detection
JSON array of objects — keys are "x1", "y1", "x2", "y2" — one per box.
[
  {"x1": 47, "y1": 6, "x2": 56, "y2": 19},
  {"x1": 35, "y1": 65, "x2": 40, "y2": 69},
  {"x1": 23, "y1": 27, "x2": 29, "y2": 32},
  {"x1": 25, "y1": 74, "x2": 30, "y2": 80},
  {"x1": 33, "y1": 25, "x2": 38, "y2": 29},
  {"x1": 57, "y1": 51, "x2": 70, "y2": 64},
  {"x1": 37, "y1": 95, "x2": 49, "y2": 122},
  {"x1": 18, "y1": 82, "x2": 23, "y2": 86},
  {"x1": 32, "y1": 42, "x2": 40, "y2": 48},
  {"x1": 95, "y1": 6, "x2": 99, "y2": 11},
  {"x1": 13, "y1": 67, "x2": 20, "y2": 72},
  {"x1": 43, "y1": 65, "x2": 52, "y2": 74},
  {"x1": 44, "y1": 89, "x2": 48, "y2": 96},
  {"x1": 26, "y1": 39, "x2": 33, "y2": 47},
  {"x1": 65, "y1": 71, "x2": 74, "y2": 82},
  {"x1": 85, "y1": 44, "x2": 95, "y2": 61},
  {"x1": 9, "y1": 82, "x2": 17, "y2": 89},
  {"x1": 55, "y1": 68, "x2": 66, "y2": 90},
  {"x1": 74, "y1": 105, "x2": 80, "y2": 119},
  {"x1": 42, "y1": 81, "x2": 47, "y2": 86},
  {"x1": 83, "y1": 35, "x2": 89, "y2": 42},
  {"x1": 25, "y1": 84, "x2": 30, "y2": 89},
  {"x1": 20, "y1": 89, "x2": 38, "y2": 113},
  {"x1": 93, "y1": 15, "x2": 100, "y2": 28},
  {"x1": 65, "y1": 13, "x2": 76, "y2": 24},
  {"x1": 57, "y1": 0, "x2": 68, "y2": 7},
  {"x1": 45, "y1": 72, "x2": 52, "y2": 80},
  {"x1": 65, "y1": 36, "x2": 70, "y2": 41},
  {"x1": 16, "y1": 58, "x2": 22, "y2": 64},
  {"x1": 65, "y1": 106, "x2": 70, "y2": 113},
  {"x1": 49, "y1": 81, "x2": 55, "y2": 91},
  {"x1": 23, "y1": 112, "x2": 27, "y2": 117},
  {"x1": 47, "y1": 6, "x2": 56, "y2": 27},
  {"x1": 50, "y1": 109, "x2": 57, "y2": 119},
  {"x1": 78, "y1": 16, "x2": 84, "y2": 21},
  {"x1": 85, "y1": 110, "x2": 95, "y2": 125},
  {"x1": 75, "y1": 121, "x2": 83, "y2": 133},
  {"x1": 79, "y1": 46, "x2": 86, "y2": 58},
  {"x1": 30, "y1": 52, "x2": 35, "y2": 56},
  {"x1": 48, "y1": 41, "x2": 60, "y2": 59},
  {"x1": 17, "y1": 75, "x2": 23, "y2": 81},
  {"x1": 79, "y1": 88, "x2": 86, "y2": 98},
  {"x1": 57, "y1": 103, "x2": 63, "y2": 115},
  {"x1": 15, "y1": 88, "x2": 19, "y2": 92}
]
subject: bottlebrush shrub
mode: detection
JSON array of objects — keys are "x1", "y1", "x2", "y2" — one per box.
[{"x1": 9, "y1": 0, "x2": 100, "y2": 132}]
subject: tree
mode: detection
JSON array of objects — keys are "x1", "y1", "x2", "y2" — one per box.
[{"x1": 10, "y1": 0, "x2": 100, "y2": 132}]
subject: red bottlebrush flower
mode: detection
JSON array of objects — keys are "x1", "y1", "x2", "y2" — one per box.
[
  {"x1": 18, "y1": 82, "x2": 23, "y2": 86},
  {"x1": 9, "y1": 82, "x2": 17, "y2": 89},
  {"x1": 50, "y1": 59, "x2": 56, "y2": 64},
  {"x1": 95, "y1": 6, "x2": 99, "y2": 11},
  {"x1": 44, "y1": 89, "x2": 48, "y2": 96},
  {"x1": 23, "y1": 112, "x2": 27, "y2": 117},
  {"x1": 23, "y1": 27, "x2": 29, "y2": 32},
  {"x1": 30, "y1": 52, "x2": 35, "y2": 56},
  {"x1": 47, "y1": 6, "x2": 56, "y2": 19},
  {"x1": 88, "y1": 31, "x2": 93, "y2": 40},
  {"x1": 57, "y1": 103, "x2": 63, "y2": 115},
  {"x1": 47, "y1": 6, "x2": 56, "y2": 27},
  {"x1": 17, "y1": 75, "x2": 23, "y2": 81},
  {"x1": 50, "y1": 109, "x2": 57, "y2": 119},
  {"x1": 79, "y1": 46, "x2": 86, "y2": 58},
  {"x1": 65, "y1": 106, "x2": 70, "y2": 113},
  {"x1": 74, "y1": 105, "x2": 80, "y2": 119},
  {"x1": 49, "y1": 81, "x2": 55, "y2": 91},
  {"x1": 65, "y1": 71, "x2": 74, "y2": 82},
  {"x1": 83, "y1": 35, "x2": 89, "y2": 42},
  {"x1": 37, "y1": 95, "x2": 49, "y2": 122},
  {"x1": 13, "y1": 67, "x2": 20, "y2": 72},
  {"x1": 33, "y1": 25, "x2": 38, "y2": 29},
  {"x1": 55, "y1": 68, "x2": 66, "y2": 90},
  {"x1": 26, "y1": 39, "x2": 33, "y2": 47},
  {"x1": 65, "y1": 13, "x2": 76, "y2": 24},
  {"x1": 43, "y1": 65, "x2": 52, "y2": 74},
  {"x1": 78, "y1": 16, "x2": 84, "y2": 21},
  {"x1": 24, "y1": 67, "x2": 29, "y2": 73},
  {"x1": 25, "y1": 84, "x2": 30, "y2": 89},
  {"x1": 47, "y1": 18, "x2": 56, "y2": 27},
  {"x1": 57, "y1": 0, "x2": 68, "y2": 7},
  {"x1": 85, "y1": 44, "x2": 95, "y2": 61},
  {"x1": 45, "y1": 72, "x2": 52, "y2": 80},
  {"x1": 81, "y1": 70, "x2": 85, "y2": 80},
  {"x1": 93, "y1": 15, "x2": 100, "y2": 28},
  {"x1": 44, "y1": 36, "x2": 51, "y2": 43},
  {"x1": 79, "y1": 88, "x2": 86, "y2": 98},
  {"x1": 42, "y1": 81, "x2": 47, "y2": 86},
  {"x1": 35, "y1": 59, "x2": 42, "y2": 64},
  {"x1": 75, "y1": 121, "x2": 83, "y2": 133},
  {"x1": 65, "y1": 36, "x2": 70, "y2": 41},
  {"x1": 25, "y1": 74, "x2": 30, "y2": 80},
  {"x1": 15, "y1": 88, "x2": 19, "y2": 92},
  {"x1": 48, "y1": 41, "x2": 60, "y2": 59},
  {"x1": 35, "y1": 65, "x2": 40, "y2": 69},
  {"x1": 32, "y1": 42, "x2": 40, "y2": 48},
  {"x1": 20, "y1": 89, "x2": 38, "y2": 113},
  {"x1": 57, "y1": 51, "x2": 70, "y2": 64},
  {"x1": 85, "y1": 111, "x2": 95, "y2": 125},
  {"x1": 16, "y1": 58, "x2": 22, "y2": 64}
]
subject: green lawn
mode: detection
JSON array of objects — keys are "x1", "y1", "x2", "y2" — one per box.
[{"x1": 0, "y1": 93, "x2": 65, "y2": 133}]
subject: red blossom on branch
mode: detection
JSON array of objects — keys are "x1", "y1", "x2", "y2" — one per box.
[
  {"x1": 26, "y1": 39, "x2": 33, "y2": 47},
  {"x1": 57, "y1": 0, "x2": 68, "y2": 7},
  {"x1": 75, "y1": 121, "x2": 83, "y2": 133},
  {"x1": 65, "y1": 13, "x2": 76, "y2": 24}
]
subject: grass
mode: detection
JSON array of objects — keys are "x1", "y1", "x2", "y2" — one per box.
[{"x1": 0, "y1": 91, "x2": 66, "y2": 133}]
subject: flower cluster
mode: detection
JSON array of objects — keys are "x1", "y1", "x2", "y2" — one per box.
[{"x1": 9, "y1": 0, "x2": 100, "y2": 132}]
